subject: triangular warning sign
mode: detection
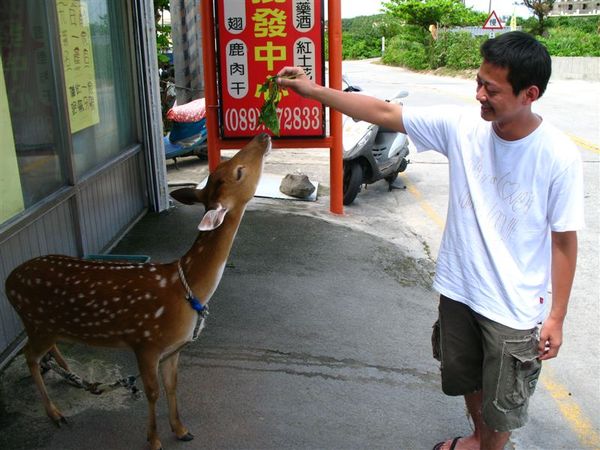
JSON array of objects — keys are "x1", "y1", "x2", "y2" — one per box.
[{"x1": 483, "y1": 10, "x2": 504, "y2": 30}]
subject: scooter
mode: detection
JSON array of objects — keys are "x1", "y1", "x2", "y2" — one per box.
[
  {"x1": 341, "y1": 76, "x2": 410, "y2": 205},
  {"x1": 161, "y1": 81, "x2": 208, "y2": 168}
]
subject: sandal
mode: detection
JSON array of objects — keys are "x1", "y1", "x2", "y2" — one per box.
[{"x1": 432, "y1": 436, "x2": 461, "y2": 450}]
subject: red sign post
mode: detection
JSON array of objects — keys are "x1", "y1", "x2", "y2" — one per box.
[{"x1": 216, "y1": 0, "x2": 325, "y2": 138}]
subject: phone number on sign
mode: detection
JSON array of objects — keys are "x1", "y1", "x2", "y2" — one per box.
[{"x1": 224, "y1": 106, "x2": 322, "y2": 133}]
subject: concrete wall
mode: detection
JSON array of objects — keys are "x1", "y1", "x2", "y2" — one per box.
[{"x1": 552, "y1": 57, "x2": 600, "y2": 81}]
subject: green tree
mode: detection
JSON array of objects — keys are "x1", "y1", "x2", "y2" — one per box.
[
  {"x1": 154, "y1": 0, "x2": 171, "y2": 65},
  {"x1": 382, "y1": 0, "x2": 484, "y2": 32},
  {"x1": 522, "y1": 0, "x2": 555, "y2": 36}
]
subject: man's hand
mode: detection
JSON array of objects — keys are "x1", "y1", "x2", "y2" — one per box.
[
  {"x1": 538, "y1": 230, "x2": 578, "y2": 361},
  {"x1": 276, "y1": 67, "x2": 315, "y2": 98},
  {"x1": 538, "y1": 315, "x2": 564, "y2": 360}
]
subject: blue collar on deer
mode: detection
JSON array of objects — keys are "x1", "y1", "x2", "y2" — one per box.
[{"x1": 177, "y1": 261, "x2": 209, "y2": 318}]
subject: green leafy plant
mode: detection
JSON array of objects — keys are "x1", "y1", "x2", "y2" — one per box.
[
  {"x1": 257, "y1": 75, "x2": 297, "y2": 136},
  {"x1": 258, "y1": 76, "x2": 282, "y2": 136}
]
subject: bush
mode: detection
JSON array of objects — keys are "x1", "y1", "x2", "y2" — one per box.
[
  {"x1": 382, "y1": 36, "x2": 429, "y2": 70},
  {"x1": 433, "y1": 31, "x2": 486, "y2": 70},
  {"x1": 381, "y1": 26, "x2": 431, "y2": 70},
  {"x1": 539, "y1": 28, "x2": 600, "y2": 57},
  {"x1": 341, "y1": 32, "x2": 380, "y2": 60}
]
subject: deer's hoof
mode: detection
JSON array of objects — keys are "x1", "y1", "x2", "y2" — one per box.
[
  {"x1": 177, "y1": 431, "x2": 194, "y2": 442},
  {"x1": 53, "y1": 415, "x2": 69, "y2": 428}
]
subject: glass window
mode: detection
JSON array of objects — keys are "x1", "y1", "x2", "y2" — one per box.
[
  {"x1": 70, "y1": 0, "x2": 137, "y2": 175},
  {"x1": 0, "y1": 0, "x2": 67, "y2": 213},
  {"x1": 0, "y1": 0, "x2": 139, "y2": 226}
]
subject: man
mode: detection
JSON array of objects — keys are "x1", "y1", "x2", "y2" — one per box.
[{"x1": 277, "y1": 31, "x2": 584, "y2": 450}]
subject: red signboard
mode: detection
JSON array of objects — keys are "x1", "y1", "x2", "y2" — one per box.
[{"x1": 216, "y1": 0, "x2": 325, "y2": 139}]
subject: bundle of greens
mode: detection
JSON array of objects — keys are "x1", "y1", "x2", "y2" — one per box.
[{"x1": 258, "y1": 75, "x2": 282, "y2": 136}]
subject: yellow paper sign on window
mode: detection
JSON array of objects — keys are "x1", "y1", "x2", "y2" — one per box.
[
  {"x1": 0, "y1": 56, "x2": 25, "y2": 223},
  {"x1": 56, "y1": 0, "x2": 99, "y2": 133}
]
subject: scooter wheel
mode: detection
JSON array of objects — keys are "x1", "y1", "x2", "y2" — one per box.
[{"x1": 343, "y1": 160, "x2": 363, "y2": 205}]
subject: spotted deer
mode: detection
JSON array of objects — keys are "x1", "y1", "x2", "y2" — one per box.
[{"x1": 5, "y1": 133, "x2": 271, "y2": 450}]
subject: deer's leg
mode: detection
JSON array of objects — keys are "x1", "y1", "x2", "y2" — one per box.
[
  {"x1": 160, "y1": 351, "x2": 193, "y2": 441},
  {"x1": 49, "y1": 345, "x2": 70, "y2": 371},
  {"x1": 136, "y1": 349, "x2": 163, "y2": 450},
  {"x1": 23, "y1": 339, "x2": 67, "y2": 426}
]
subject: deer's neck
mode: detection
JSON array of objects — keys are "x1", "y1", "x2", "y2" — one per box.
[{"x1": 179, "y1": 207, "x2": 245, "y2": 304}]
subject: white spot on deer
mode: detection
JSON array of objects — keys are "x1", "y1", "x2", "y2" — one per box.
[
  {"x1": 144, "y1": 330, "x2": 151, "y2": 337},
  {"x1": 112, "y1": 297, "x2": 121, "y2": 303},
  {"x1": 78, "y1": 293, "x2": 85, "y2": 299},
  {"x1": 154, "y1": 306, "x2": 165, "y2": 318},
  {"x1": 159, "y1": 278, "x2": 167, "y2": 288},
  {"x1": 144, "y1": 293, "x2": 152, "y2": 300},
  {"x1": 149, "y1": 267, "x2": 157, "y2": 272},
  {"x1": 37, "y1": 307, "x2": 44, "y2": 313}
]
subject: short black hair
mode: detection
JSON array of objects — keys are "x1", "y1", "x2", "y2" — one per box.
[{"x1": 480, "y1": 31, "x2": 551, "y2": 97}]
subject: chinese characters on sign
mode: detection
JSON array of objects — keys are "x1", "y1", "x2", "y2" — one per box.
[
  {"x1": 217, "y1": 0, "x2": 324, "y2": 138},
  {"x1": 56, "y1": 0, "x2": 99, "y2": 133}
]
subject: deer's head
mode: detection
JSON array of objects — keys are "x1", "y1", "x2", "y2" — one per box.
[{"x1": 170, "y1": 133, "x2": 271, "y2": 231}]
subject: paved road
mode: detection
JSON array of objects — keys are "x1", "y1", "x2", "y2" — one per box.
[{"x1": 164, "y1": 59, "x2": 600, "y2": 449}]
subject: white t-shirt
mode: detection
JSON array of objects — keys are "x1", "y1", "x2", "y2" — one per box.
[{"x1": 403, "y1": 106, "x2": 585, "y2": 329}]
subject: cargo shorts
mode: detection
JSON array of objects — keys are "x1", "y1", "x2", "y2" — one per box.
[{"x1": 431, "y1": 295, "x2": 542, "y2": 432}]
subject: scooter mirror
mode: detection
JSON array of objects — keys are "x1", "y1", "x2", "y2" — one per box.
[{"x1": 392, "y1": 90, "x2": 409, "y2": 100}]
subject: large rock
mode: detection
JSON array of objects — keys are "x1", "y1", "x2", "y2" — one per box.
[{"x1": 279, "y1": 173, "x2": 315, "y2": 198}]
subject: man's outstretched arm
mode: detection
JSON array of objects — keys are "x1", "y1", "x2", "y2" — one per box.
[{"x1": 276, "y1": 66, "x2": 407, "y2": 134}]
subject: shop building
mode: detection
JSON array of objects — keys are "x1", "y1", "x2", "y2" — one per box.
[{"x1": 0, "y1": 0, "x2": 167, "y2": 367}]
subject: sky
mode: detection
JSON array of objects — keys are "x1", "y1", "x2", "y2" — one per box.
[{"x1": 339, "y1": 0, "x2": 532, "y2": 20}]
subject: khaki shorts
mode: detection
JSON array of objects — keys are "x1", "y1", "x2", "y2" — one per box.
[{"x1": 431, "y1": 295, "x2": 542, "y2": 432}]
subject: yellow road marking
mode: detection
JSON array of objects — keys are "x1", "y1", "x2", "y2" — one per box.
[
  {"x1": 400, "y1": 174, "x2": 445, "y2": 228},
  {"x1": 401, "y1": 172, "x2": 599, "y2": 448},
  {"x1": 567, "y1": 133, "x2": 600, "y2": 154},
  {"x1": 541, "y1": 367, "x2": 600, "y2": 449}
]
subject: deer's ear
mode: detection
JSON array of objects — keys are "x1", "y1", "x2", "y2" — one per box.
[
  {"x1": 198, "y1": 204, "x2": 228, "y2": 231},
  {"x1": 170, "y1": 187, "x2": 204, "y2": 205}
]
